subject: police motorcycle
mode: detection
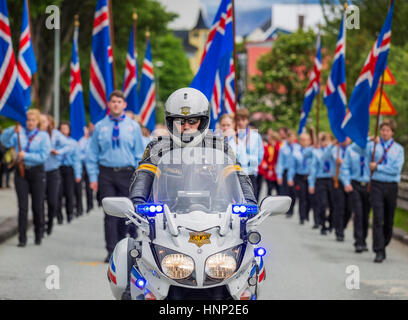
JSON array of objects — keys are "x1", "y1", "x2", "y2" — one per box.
[{"x1": 102, "y1": 146, "x2": 291, "y2": 300}]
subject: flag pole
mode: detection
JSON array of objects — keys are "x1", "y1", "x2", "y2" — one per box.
[
  {"x1": 231, "y1": 0, "x2": 238, "y2": 111},
  {"x1": 26, "y1": 0, "x2": 40, "y2": 109},
  {"x1": 107, "y1": 0, "x2": 116, "y2": 89},
  {"x1": 333, "y1": 2, "x2": 348, "y2": 189},
  {"x1": 368, "y1": 0, "x2": 392, "y2": 191},
  {"x1": 133, "y1": 9, "x2": 138, "y2": 57}
]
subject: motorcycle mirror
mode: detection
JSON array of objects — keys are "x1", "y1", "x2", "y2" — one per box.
[
  {"x1": 102, "y1": 197, "x2": 134, "y2": 218},
  {"x1": 259, "y1": 196, "x2": 292, "y2": 216}
]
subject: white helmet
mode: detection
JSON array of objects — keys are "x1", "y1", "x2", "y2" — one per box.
[{"x1": 164, "y1": 87, "x2": 210, "y2": 147}]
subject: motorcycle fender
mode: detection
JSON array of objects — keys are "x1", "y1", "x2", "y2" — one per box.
[
  {"x1": 108, "y1": 238, "x2": 129, "y2": 300},
  {"x1": 227, "y1": 257, "x2": 253, "y2": 299}
]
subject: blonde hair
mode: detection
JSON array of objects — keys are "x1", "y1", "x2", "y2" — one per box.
[
  {"x1": 26, "y1": 109, "x2": 41, "y2": 127},
  {"x1": 219, "y1": 113, "x2": 235, "y2": 124}
]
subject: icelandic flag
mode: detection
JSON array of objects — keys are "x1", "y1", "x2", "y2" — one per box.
[
  {"x1": 17, "y1": 0, "x2": 37, "y2": 109},
  {"x1": 122, "y1": 27, "x2": 138, "y2": 114},
  {"x1": 323, "y1": 14, "x2": 347, "y2": 143},
  {"x1": 298, "y1": 31, "x2": 322, "y2": 135},
  {"x1": 342, "y1": 1, "x2": 394, "y2": 149},
  {"x1": 223, "y1": 56, "x2": 236, "y2": 115},
  {"x1": 191, "y1": 0, "x2": 233, "y2": 104},
  {"x1": 69, "y1": 23, "x2": 86, "y2": 141},
  {"x1": 0, "y1": 0, "x2": 27, "y2": 124},
  {"x1": 89, "y1": 0, "x2": 114, "y2": 124},
  {"x1": 138, "y1": 39, "x2": 156, "y2": 132}
]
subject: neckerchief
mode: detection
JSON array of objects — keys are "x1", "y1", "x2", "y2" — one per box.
[
  {"x1": 321, "y1": 147, "x2": 331, "y2": 173},
  {"x1": 301, "y1": 147, "x2": 307, "y2": 169},
  {"x1": 360, "y1": 156, "x2": 365, "y2": 177},
  {"x1": 378, "y1": 138, "x2": 394, "y2": 165},
  {"x1": 24, "y1": 128, "x2": 39, "y2": 152},
  {"x1": 109, "y1": 114, "x2": 126, "y2": 149}
]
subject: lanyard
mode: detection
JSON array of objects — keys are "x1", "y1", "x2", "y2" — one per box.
[
  {"x1": 321, "y1": 147, "x2": 330, "y2": 173},
  {"x1": 301, "y1": 147, "x2": 307, "y2": 169},
  {"x1": 24, "y1": 128, "x2": 39, "y2": 152}
]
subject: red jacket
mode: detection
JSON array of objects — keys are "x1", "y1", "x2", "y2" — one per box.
[{"x1": 258, "y1": 141, "x2": 280, "y2": 181}]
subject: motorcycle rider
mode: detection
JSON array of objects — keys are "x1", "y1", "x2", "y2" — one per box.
[
  {"x1": 123, "y1": 88, "x2": 257, "y2": 300},
  {"x1": 129, "y1": 87, "x2": 257, "y2": 208}
]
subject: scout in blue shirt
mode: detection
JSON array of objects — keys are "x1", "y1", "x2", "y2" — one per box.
[
  {"x1": 86, "y1": 90, "x2": 145, "y2": 262},
  {"x1": 340, "y1": 142, "x2": 371, "y2": 252},
  {"x1": 57, "y1": 122, "x2": 82, "y2": 223},
  {"x1": 40, "y1": 114, "x2": 73, "y2": 232},
  {"x1": 308, "y1": 132, "x2": 336, "y2": 234},
  {"x1": 276, "y1": 129, "x2": 297, "y2": 217},
  {"x1": 323, "y1": 137, "x2": 352, "y2": 242},
  {"x1": 0, "y1": 109, "x2": 51, "y2": 247},
  {"x1": 78, "y1": 125, "x2": 94, "y2": 213},
  {"x1": 287, "y1": 132, "x2": 313, "y2": 225},
  {"x1": 367, "y1": 120, "x2": 405, "y2": 263}
]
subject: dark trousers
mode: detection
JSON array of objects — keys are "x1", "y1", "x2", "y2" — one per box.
[
  {"x1": 332, "y1": 181, "x2": 352, "y2": 237},
  {"x1": 295, "y1": 174, "x2": 312, "y2": 222},
  {"x1": 278, "y1": 170, "x2": 296, "y2": 215},
  {"x1": 315, "y1": 178, "x2": 335, "y2": 230},
  {"x1": 248, "y1": 174, "x2": 259, "y2": 202},
  {"x1": 45, "y1": 169, "x2": 61, "y2": 229},
  {"x1": 256, "y1": 175, "x2": 279, "y2": 201},
  {"x1": 14, "y1": 165, "x2": 45, "y2": 243},
  {"x1": 350, "y1": 180, "x2": 370, "y2": 247},
  {"x1": 82, "y1": 164, "x2": 94, "y2": 212},
  {"x1": 98, "y1": 166, "x2": 135, "y2": 254},
  {"x1": 370, "y1": 180, "x2": 398, "y2": 253},
  {"x1": 74, "y1": 180, "x2": 83, "y2": 216},
  {"x1": 58, "y1": 165, "x2": 75, "y2": 222}
]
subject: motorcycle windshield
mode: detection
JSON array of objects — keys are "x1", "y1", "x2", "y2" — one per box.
[{"x1": 152, "y1": 147, "x2": 245, "y2": 214}]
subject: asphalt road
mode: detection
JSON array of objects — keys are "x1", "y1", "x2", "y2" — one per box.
[{"x1": 0, "y1": 201, "x2": 408, "y2": 300}]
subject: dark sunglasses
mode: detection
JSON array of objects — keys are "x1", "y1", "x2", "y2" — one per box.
[{"x1": 173, "y1": 117, "x2": 200, "y2": 125}]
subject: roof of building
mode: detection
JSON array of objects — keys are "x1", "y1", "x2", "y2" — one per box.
[
  {"x1": 173, "y1": 30, "x2": 198, "y2": 53},
  {"x1": 193, "y1": 9, "x2": 208, "y2": 30}
]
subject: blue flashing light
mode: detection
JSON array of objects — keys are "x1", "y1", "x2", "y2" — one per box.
[
  {"x1": 232, "y1": 204, "x2": 258, "y2": 217},
  {"x1": 137, "y1": 203, "x2": 164, "y2": 217},
  {"x1": 136, "y1": 277, "x2": 147, "y2": 290},
  {"x1": 254, "y1": 247, "x2": 266, "y2": 257}
]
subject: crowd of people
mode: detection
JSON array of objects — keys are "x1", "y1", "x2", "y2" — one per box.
[
  {"x1": 216, "y1": 112, "x2": 404, "y2": 263},
  {"x1": 0, "y1": 88, "x2": 404, "y2": 265}
]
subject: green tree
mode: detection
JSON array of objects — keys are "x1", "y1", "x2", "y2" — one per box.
[{"x1": 243, "y1": 29, "x2": 317, "y2": 132}]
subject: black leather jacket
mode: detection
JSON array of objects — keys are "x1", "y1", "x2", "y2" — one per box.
[{"x1": 129, "y1": 133, "x2": 257, "y2": 207}]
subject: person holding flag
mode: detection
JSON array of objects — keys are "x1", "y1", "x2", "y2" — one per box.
[
  {"x1": 298, "y1": 30, "x2": 321, "y2": 135},
  {"x1": 17, "y1": 0, "x2": 37, "y2": 109},
  {"x1": 1, "y1": 109, "x2": 51, "y2": 247},
  {"x1": 368, "y1": 119, "x2": 404, "y2": 263},
  {"x1": 89, "y1": 0, "x2": 114, "y2": 124},
  {"x1": 138, "y1": 31, "x2": 156, "y2": 133}
]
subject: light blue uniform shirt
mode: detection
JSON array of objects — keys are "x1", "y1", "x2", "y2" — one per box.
[
  {"x1": 231, "y1": 128, "x2": 264, "y2": 176},
  {"x1": 44, "y1": 129, "x2": 73, "y2": 172},
  {"x1": 368, "y1": 139, "x2": 404, "y2": 183},
  {"x1": 308, "y1": 147, "x2": 334, "y2": 188},
  {"x1": 142, "y1": 136, "x2": 152, "y2": 150},
  {"x1": 340, "y1": 143, "x2": 370, "y2": 186},
  {"x1": 322, "y1": 144, "x2": 348, "y2": 182},
  {"x1": 0, "y1": 126, "x2": 51, "y2": 167},
  {"x1": 276, "y1": 141, "x2": 295, "y2": 179},
  {"x1": 61, "y1": 137, "x2": 82, "y2": 179},
  {"x1": 86, "y1": 115, "x2": 144, "y2": 183},
  {"x1": 78, "y1": 136, "x2": 91, "y2": 163},
  {"x1": 288, "y1": 145, "x2": 313, "y2": 182}
]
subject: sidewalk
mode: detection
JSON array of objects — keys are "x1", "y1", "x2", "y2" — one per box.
[{"x1": 0, "y1": 186, "x2": 26, "y2": 243}]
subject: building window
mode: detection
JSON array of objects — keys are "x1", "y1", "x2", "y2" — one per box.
[{"x1": 298, "y1": 15, "x2": 305, "y2": 30}]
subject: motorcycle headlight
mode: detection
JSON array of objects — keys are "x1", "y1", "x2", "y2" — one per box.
[
  {"x1": 205, "y1": 253, "x2": 236, "y2": 279},
  {"x1": 161, "y1": 254, "x2": 194, "y2": 279},
  {"x1": 204, "y1": 245, "x2": 245, "y2": 285},
  {"x1": 152, "y1": 244, "x2": 197, "y2": 286}
]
